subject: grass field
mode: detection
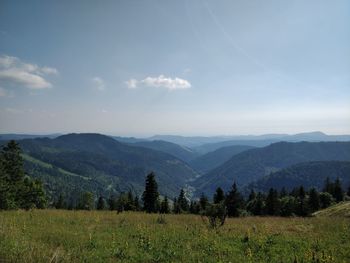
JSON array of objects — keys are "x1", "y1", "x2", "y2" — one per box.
[{"x1": 0, "y1": 210, "x2": 349, "y2": 263}]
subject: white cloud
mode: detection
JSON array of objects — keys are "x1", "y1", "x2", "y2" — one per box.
[
  {"x1": 92, "y1": 77, "x2": 105, "y2": 91},
  {"x1": 0, "y1": 55, "x2": 58, "y2": 89},
  {"x1": 126, "y1": 75, "x2": 191, "y2": 90}
]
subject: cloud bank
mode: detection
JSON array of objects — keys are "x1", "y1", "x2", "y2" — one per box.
[
  {"x1": 126, "y1": 75, "x2": 191, "y2": 90},
  {"x1": 0, "y1": 55, "x2": 58, "y2": 89}
]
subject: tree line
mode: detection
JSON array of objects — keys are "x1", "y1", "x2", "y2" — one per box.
[{"x1": 1, "y1": 140, "x2": 350, "y2": 217}]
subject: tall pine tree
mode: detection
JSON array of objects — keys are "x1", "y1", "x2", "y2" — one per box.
[
  {"x1": 142, "y1": 172, "x2": 159, "y2": 213},
  {"x1": 225, "y1": 182, "x2": 243, "y2": 217}
]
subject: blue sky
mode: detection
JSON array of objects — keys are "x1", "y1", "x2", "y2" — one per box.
[{"x1": 0, "y1": 0, "x2": 349, "y2": 136}]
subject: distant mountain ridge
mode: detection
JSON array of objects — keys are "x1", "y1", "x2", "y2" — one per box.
[{"x1": 192, "y1": 141, "x2": 350, "y2": 196}]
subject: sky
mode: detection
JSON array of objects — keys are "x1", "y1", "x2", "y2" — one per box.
[{"x1": 0, "y1": 0, "x2": 349, "y2": 136}]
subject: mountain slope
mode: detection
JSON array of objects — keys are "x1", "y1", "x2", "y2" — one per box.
[
  {"x1": 130, "y1": 140, "x2": 199, "y2": 163},
  {"x1": 189, "y1": 145, "x2": 255, "y2": 174},
  {"x1": 247, "y1": 161, "x2": 350, "y2": 192},
  {"x1": 193, "y1": 141, "x2": 350, "y2": 195},
  {"x1": 16, "y1": 133, "x2": 198, "y2": 199}
]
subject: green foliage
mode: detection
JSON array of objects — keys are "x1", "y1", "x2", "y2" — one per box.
[
  {"x1": 77, "y1": 191, "x2": 95, "y2": 210},
  {"x1": 160, "y1": 196, "x2": 170, "y2": 214},
  {"x1": 0, "y1": 140, "x2": 47, "y2": 210},
  {"x1": 201, "y1": 202, "x2": 227, "y2": 229},
  {"x1": 225, "y1": 182, "x2": 244, "y2": 217},
  {"x1": 96, "y1": 196, "x2": 105, "y2": 210},
  {"x1": 213, "y1": 187, "x2": 225, "y2": 204},
  {"x1": 265, "y1": 188, "x2": 280, "y2": 216},
  {"x1": 177, "y1": 189, "x2": 189, "y2": 212},
  {"x1": 142, "y1": 172, "x2": 159, "y2": 213}
]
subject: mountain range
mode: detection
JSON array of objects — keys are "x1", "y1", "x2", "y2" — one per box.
[{"x1": 1, "y1": 131, "x2": 350, "y2": 202}]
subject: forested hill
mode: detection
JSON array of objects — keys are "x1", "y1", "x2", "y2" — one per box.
[
  {"x1": 247, "y1": 161, "x2": 350, "y2": 193},
  {"x1": 193, "y1": 141, "x2": 350, "y2": 196},
  {"x1": 189, "y1": 145, "x2": 255, "y2": 174},
  {"x1": 12, "y1": 133, "x2": 198, "y2": 200},
  {"x1": 129, "y1": 140, "x2": 199, "y2": 163}
]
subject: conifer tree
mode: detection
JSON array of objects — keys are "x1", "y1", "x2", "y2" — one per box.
[
  {"x1": 178, "y1": 189, "x2": 189, "y2": 212},
  {"x1": 0, "y1": 141, "x2": 46, "y2": 210},
  {"x1": 347, "y1": 185, "x2": 350, "y2": 197},
  {"x1": 55, "y1": 194, "x2": 66, "y2": 209},
  {"x1": 97, "y1": 196, "x2": 105, "y2": 210},
  {"x1": 251, "y1": 192, "x2": 264, "y2": 216},
  {"x1": 225, "y1": 182, "x2": 243, "y2": 217},
  {"x1": 142, "y1": 172, "x2": 159, "y2": 213},
  {"x1": 134, "y1": 195, "x2": 140, "y2": 211},
  {"x1": 323, "y1": 177, "x2": 334, "y2": 195},
  {"x1": 199, "y1": 193, "x2": 209, "y2": 211},
  {"x1": 78, "y1": 191, "x2": 94, "y2": 210},
  {"x1": 108, "y1": 195, "x2": 116, "y2": 210},
  {"x1": 333, "y1": 178, "x2": 344, "y2": 202},
  {"x1": 248, "y1": 189, "x2": 256, "y2": 202},
  {"x1": 265, "y1": 188, "x2": 280, "y2": 216},
  {"x1": 319, "y1": 192, "x2": 333, "y2": 208},
  {"x1": 172, "y1": 197, "x2": 180, "y2": 214},
  {"x1": 213, "y1": 187, "x2": 225, "y2": 204},
  {"x1": 308, "y1": 188, "x2": 320, "y2": 212},
  {"x1": 160, "y1": 196, "x2": 170, "y2": 214},
  {"x1": 295, "y1": 186, "x2": 308, "y2": 216}
]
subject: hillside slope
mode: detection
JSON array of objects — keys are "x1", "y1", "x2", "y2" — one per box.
[
  {"x1": 247, "y1": 161, "x2": 350, "y2": 192},
  {"x1": 130, "y1": 140, "x2": 199, "y2": 163},
  {"x1": 193, "y1": 141, "x2": 350, "y2": 195},
  {"x1": 16, "y1": 133, "x2": 198, "y2": 199},
  {"x1": 313, "y1": 202, "x2": 350, "y2": 217},
  {"x1": 189, "y1": 145, "x2": 255, "y2": 174}
]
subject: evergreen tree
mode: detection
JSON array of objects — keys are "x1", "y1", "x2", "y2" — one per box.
[
  {"x1": 108, "y1": 195, "x2": 116, "y2": 210},
  {"x1": 55, "y1": 194, "x2": 66, "y2": 209},
  {"x1": 323, "y1": 177, "x2": 334, "y2": 195},
  {"x1": 280, "y1": 187, "x2": 287, "y2": 198},
  {"x1": 225, "y1": 182, "x2": 243, "y2": 217},
  {"x1": 97, "y1": 196, "x2": 105, "y2": 210},
  {"x1": 199, "y1": 193, "x2": 209, "y2": 211},
  {"x1": 178, "y1": 189, "x2": 189, "y2": 212},
  {"x1": 319, "y1": 192, "x2": 333, "y2": 208},
  {"x1": 142, "y1": 172, "x2": 159, "y2": 213},
  {"x1": 308, "y1": 188, "x2": 320, "y2": 212},
  {"x1": 172, "y1": 197, "x2": 180, "y2": 214},
  {"x1": 251, "y1": 192, "x2": 264, "y2": 216},
  {"x1": 347, "y1": 185, "x2": 350, "y2": 197},
  {"x1": 189, "y1": 201, "x2": 201, "y2": 214},
  {"x1": 0, "y1": 157, "x2": 11, "y2": 209},
  {"x1": 213, "y1": 187, "x2": 225, "y2": 204},
  {"x1": 333, "y1": 178, "x2": 344, "y2": 202},
  {"x1": 77, "y1": 191, "x2": 94, "y2": 210},
  {"x1": 0, "y1": 141, "x2": 46, "y2": 210},
  {"x1": 21, "y1": 178, "x2": 47, "y2": 209},
  {"x1": 134, "y1": 196, "x2": 140, "y2": 211},
  {"x1": 160, "y1": 196, "x2": 170, "y2": 214},
  {"x1": 279, "y1": 196, "x2": 296, "y2": 217},
  {"x1": 295, "y1": 186, "x2": 308, "y2": 216},
  {"x1": 265, "y1": 188, "x2": 280, "y2": 216},
  {"x1": 248, "y1": 189, "x2": 256, "y2": 202}
]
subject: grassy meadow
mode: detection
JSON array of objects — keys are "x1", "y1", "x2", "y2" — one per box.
[{"x1": 0, "y1": 210, "x2": 349, "y2": 263}]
